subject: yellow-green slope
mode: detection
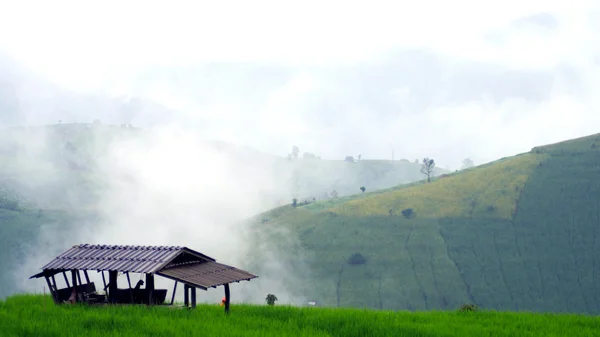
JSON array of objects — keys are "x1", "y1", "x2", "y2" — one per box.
[{"x1": 328, "y1": 153, "x2": 546, "y2": 219}]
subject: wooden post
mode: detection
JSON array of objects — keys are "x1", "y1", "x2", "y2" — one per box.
[
  {"x1": 50, "y1": 275, "x2": 58, "y2": 293},
  {"x1": 44, "y1": 275, "x2": 57, "y2": 304},
  {"x1": 224, "y1": 283, "x2": 230, "y2": 314},
  {"x1": 62, "y1": 272, "x2": 70, "y2": 288},
  {"x1": 77, "y1": 270, "x2": 82, "y2": 286},
  {"x1": 108, "y1": 271, "x2": 118, "y2": 304},
  {"x1": 170, "y1": 281, "x2": 178, "y2": 306},
  {"x1": 84, "y1": 270, "x2": 90, "y2": 284},
  {"x1": 146, "y1": 273, "x2": 155, "y2": 305},
  {"x1": 183, "y1": 285, "x2": 189, "y2": 307},
  {"x1": 101, "y1": 271, "x2": 107, "y2": 291},
  {"x1": 126, "y1": 272, "x2": 133, "y2": 303},
  {"x1": 71, "y1": 270, "x2": 78, "y2": 303},
  {"x1": 191, "y1": 287, "x2": 196, "y2": 308}
]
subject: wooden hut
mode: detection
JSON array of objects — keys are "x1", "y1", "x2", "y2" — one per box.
[{"x1": 30, "y1": 244, "x2": 258, "y2": 313}]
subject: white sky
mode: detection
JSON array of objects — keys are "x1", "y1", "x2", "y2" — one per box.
[
  {"x1": 1, "y1": 0, "x2": 599, "y2": 168},
  {"x1": 0, "y1": 1, "x2": 592, "y2": 80}
]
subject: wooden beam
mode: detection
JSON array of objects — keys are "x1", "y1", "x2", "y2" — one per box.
[
  {"x1": 44, "y1": 275, "x2": 57, "y2": 304},
  {"x1": 77, "y1": 270, "x2": 82, "y2": 286},
  {"x1": 184, "y1": 284, "x2": 189, "y2": 307},
  {"x1": 83, "y1": 270, "x2": 90, "y2": 284},
  {"x1": 191, "y1": 287, "x2": 196, "y2": 308},
  {"x1": 101, "y1": 271, "x2": 107, "y2": 291},
  {"x1": 108, "y1": 271, "x2": 118, "y2": 304},
  {"x1": 71, "y1": 270, "x2": 78, "y2": 303},
  {"x1": 224, "y1": 283, "x2": 230, "y2": 314},
  {"x1": 170, "y1": 281, "x2": 178, "y2": 306},
  {"x1": 146, "y1": 273, "x2": 155, "y2": 305},
  {"x1": 50, "y1": 275, "x2": 58, "y2": 294},
  {"x1": 126, "y1": 272, "x2": 133, "y2": 303},
  {"x1": 62, "y1": 272, "x2": 70, "y2": 288}
]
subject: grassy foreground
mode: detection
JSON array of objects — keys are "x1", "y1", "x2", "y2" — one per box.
[{"x1": 1, "y1": 295, "x2": 599, "y2": 337}]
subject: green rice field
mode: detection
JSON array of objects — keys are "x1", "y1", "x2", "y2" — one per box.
[{"x1": 1, "y1": 295, "x2": 599, "y2": 337}]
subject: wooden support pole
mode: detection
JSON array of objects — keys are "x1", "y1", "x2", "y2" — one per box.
[
  {"x1": 62, "y1": 272, "x2": 70, "y2": 288},
  {"x1": 224, "y1": 283, "x2": 230, "y2": 314},
  {"x1": 170, "y1": 281, "x2": 178, "y2": 306},
  {"x1": 71, "y1": 270, "x2": 78, "y2": 303},
  {"x1": 44, "y1": 276, "x2": 57, "y2": 304},
  {"x1": 50, "y1": 275, "x2": 58, "y2": 293},
  {"x1": 191, "y1": 287, "x2": 196, "y2": 308},
  {"x1": 126, "y1": 272, "x2": 133, "y2": 303},
  {"x1": 77, "y1": 270, "x2": 82, "y2": 286},
  {"x1": 84, "y1": 270, "x2": 90, "y2": 284},
  {"x1": 108, "y1": 271, "x2": 118, "y2": 304},
  {"x1": 146, "y1": 273, "x2": 155, "y2": 305},
  {"x1": 184, "y1": 284, "x2": 189, "y2": 307},
  {"x1": 101, "y1": 271, "x2": 107, "y2": 291}
]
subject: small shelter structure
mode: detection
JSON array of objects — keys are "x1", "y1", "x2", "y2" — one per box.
[{"x1": 30, "y1": 244, "x2": 258, "y2": 313}]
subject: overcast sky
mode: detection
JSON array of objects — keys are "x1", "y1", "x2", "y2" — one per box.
[{"x1": 1, "y1": 0, "x2": 599, "y2": 169}]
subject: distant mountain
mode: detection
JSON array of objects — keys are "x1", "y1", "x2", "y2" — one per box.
[{"x1": 0, "y1": 123, "x2": 446, "y2": 211}]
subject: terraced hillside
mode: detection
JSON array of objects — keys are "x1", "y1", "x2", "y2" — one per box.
[{"x1": 251, "y1": 133, "x2": 600, "y2": 314}]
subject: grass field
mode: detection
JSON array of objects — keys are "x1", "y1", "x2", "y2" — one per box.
[{"x1": 1, "y1": 295, "x2": 599, "y2": 337}]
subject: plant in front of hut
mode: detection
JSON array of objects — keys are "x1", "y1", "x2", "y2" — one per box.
[{"x1": 266, "y1": 294, "x2": 278, "y2": 306}]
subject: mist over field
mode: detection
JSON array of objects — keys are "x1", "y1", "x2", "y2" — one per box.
[{"x1": 1, "y1": 0, "x2": 599, "y2": 309}]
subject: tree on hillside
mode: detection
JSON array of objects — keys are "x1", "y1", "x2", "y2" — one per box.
[
  {"x1": 287, "y1": 146, "x2": 300, "y2": 160},
  {"x1": 462, "y1": 158, "x2": 474, "y2": 169},
  {"x1": 420, "y1": 157, "x2": 435, "y2": 182},
  {"x1": 360, "y1": 186, "x2": 366, "y2": 193}
]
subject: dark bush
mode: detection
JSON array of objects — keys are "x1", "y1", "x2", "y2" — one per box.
[
  {"x1": 265, "y1": 294, "x2": 278, "y2": 306},
  {"x1": 401, "y1": 208, "x2": 414, "y2": 219},
  {"x1": 292, "y1": 198, "x2": 297, "y2": 207},
  {"x1": 348, "y1": 252, "x2": 367, "y2": 265},
  {"x1": 458, "y1": 303, "x2": 478, "y2": 312}
]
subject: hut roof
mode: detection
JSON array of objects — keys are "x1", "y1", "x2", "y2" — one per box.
[{"x1": 30, "y1": 244, "x2": 257, "y2": 290}]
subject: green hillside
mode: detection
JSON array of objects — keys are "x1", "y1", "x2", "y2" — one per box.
[
  {"x1": 0, "y1": 206, "x2": 100, "y2": 299},
  {"x1": 2, "y1": 295, "x2": 599, "y2": 337},
  {"x1": 250, "y1": 133, "x2": 600, "y2": 314}
]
